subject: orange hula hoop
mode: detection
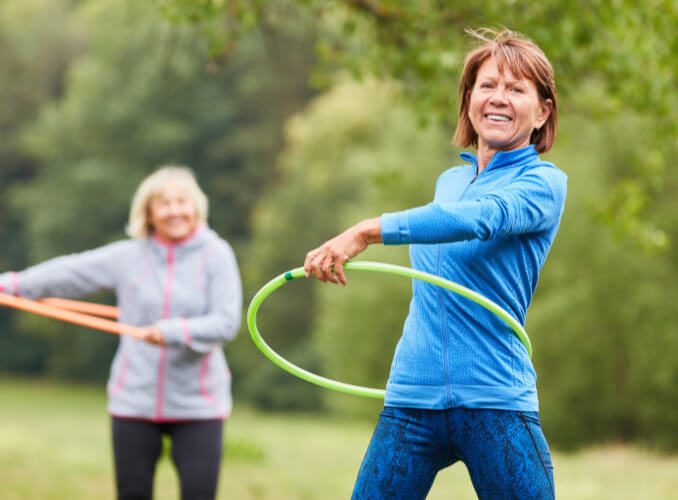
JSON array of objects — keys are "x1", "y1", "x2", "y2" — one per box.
[
  {"x1": 0, "y1": 292, "x2": 142, "y2": 339},
  {"x1": 38, "y1": 297, "x2": 119, "y2": 319}
]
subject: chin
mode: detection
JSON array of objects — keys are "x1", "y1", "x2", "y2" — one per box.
[
  {"x1": 172, "y1": 232, "x2": 192, "y2": 241},
  {"x1": 485, "y1": 138, "x2": 524, "y2": 151},
  {"x1": 160, "y1": 229, "x2": 190, "y2": 241}
]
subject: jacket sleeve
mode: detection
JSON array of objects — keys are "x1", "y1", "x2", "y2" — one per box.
[
  {"x1": 156, "y1": 240, "x2": 242, "y2": 354},
  {"x1": 0, "y1": 242, "x2": 126, "y2": 299},
  {"x1": 381, "y1": 167, "x2": 567, "y2": 245}
]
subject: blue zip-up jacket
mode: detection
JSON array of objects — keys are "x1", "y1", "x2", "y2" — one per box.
[{"x1": 380, "y1": 145, "x2": 567, "y2": 411}]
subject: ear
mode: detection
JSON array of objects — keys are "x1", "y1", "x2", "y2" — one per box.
[{"x1": 535, "y1": 98, "x2": 553, "y2": 129}]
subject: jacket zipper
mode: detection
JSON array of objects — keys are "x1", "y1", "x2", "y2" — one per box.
[{"x1": 155, "y1": 244, "x2": 174, "y2": 420}]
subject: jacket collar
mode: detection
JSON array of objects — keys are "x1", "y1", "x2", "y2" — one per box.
[
  {"x1": 151, "y1": 223, "x2": 207, "y2": 249},
  {"x1": 460, "y1": 145, "x2": 539, "y2": 174}
]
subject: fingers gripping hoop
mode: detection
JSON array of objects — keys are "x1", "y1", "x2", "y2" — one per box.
[{"x1": 247, "y1": 261, "x2": 532, "y2": 399}]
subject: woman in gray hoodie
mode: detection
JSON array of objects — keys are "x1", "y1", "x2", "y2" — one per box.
[{"x1": 0, "y1": 166, "x2": 242, "y2": 500}]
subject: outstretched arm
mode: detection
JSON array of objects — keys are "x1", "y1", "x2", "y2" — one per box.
[
  {"x1": 0, "y1": 242, "x2": 126, "y2": 299},
  {"x1": 381, "y1": 167, "x2": 567, "y2": 245}
]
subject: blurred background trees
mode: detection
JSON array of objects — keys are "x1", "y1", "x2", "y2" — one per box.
[
  {"x1": 0, "y1": 0, "x2": 317, "y2": 379},
  {"x1": 1, "y1": 0, "x2": 677, "y2": 451}
]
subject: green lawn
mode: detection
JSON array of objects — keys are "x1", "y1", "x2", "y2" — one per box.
[{"x1": 1, "y1": 378, "x2": 677, "y2": 499}]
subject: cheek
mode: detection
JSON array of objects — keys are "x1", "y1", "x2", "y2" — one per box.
[
  {"x1": 468, "y1": 93, "x2": 488, "y2": 121},
  {"x1": 148, "y1": 207, "x2": 162, "y2": 225},
  {"x1": 524, "y1": 99, "x2": 544, "y2": 123},
  {"x1": 467, "y1": 97, "x2": 481, "y2": 121},
  {"x1": 184, "y1": 204, "x2": 199, "y2": 221}
]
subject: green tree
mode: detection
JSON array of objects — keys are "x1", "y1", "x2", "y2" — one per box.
[
  {"x1": 248, "y1": 75, "x2": 678, "y2": 449},
  {"x1": 529, "y1": 115, "x2": 678, "y2": 451},
  {"x1": 160, "y1": 0, "x2": 678, "y2": 249},
  {"x1": 162, "y1": 2, "x2": 678, "y2": 449},
  {"x1": 244, "y1": 79, "x2": 455, "y2": 411},
  {"x1": 0, "y1": 0, "x2": 84, "y2": 374},
  {"x1": 238, "y1": 79, "x2": 392, "y2": 409},
  {"x1": 1, "y1": 0, "x2": 316, "y2": 380}
]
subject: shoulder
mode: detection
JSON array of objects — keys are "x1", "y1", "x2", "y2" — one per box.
[
  {"x1": 527, "y1": 161, "x2": 567, "y2": 189},
  {"x1": 82, "y1": 239, "x2": 142, "y2": 258},
  {"x1": 116, "y1": 238, "x2": 156, "y2": 257},
  {"x1": 531, "y1": 160, "x2": 566, "y2": 180},
  {"x1": 437, "y1": 163, "x2": 475, "y2": 184},
  {"x1": 517, "y1": 161, "x2": 567, "y2": 203},
  {"x1": 202, "y1": 229, "x2": 239, "y2": 265},
  {"x1": 442, "y1": 163, "x2": 475, "y2": 176}
]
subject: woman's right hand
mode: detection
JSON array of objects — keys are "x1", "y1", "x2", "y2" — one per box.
[
  {"x1": 304, "y1": 217, "x2": 382, "y2": 286},
  {"x1": 139, "y1": 325, "x2": 166, "y2": 346}
]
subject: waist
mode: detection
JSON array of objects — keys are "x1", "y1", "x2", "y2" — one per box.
[{"x1": 384, "y1": 382, "x2": 538, "y2": 411}]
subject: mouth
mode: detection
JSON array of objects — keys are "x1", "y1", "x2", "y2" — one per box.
[
  {"x1": 165, "y1": 219, "x2": 189, "y2": 228},
  {"x1": 484, "y1": 113, "x2": 512, "y2": 122}
]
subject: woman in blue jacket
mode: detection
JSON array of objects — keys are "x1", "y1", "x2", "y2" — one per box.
[
  {"x1": 1, "y1": 166, "x2": 242, "y2": 500},
  {"x1": 305, "y1": 28, "x2": 565, "y2": 499}
]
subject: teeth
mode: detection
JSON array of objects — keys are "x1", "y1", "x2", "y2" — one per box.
[{"x1": 486, "y1": 114, "x2": 511, "y2": 121}]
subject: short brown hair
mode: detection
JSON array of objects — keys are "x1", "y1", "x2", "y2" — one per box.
[{"x1": 453, "y1": 28, "x2": 558, "y2": 153}]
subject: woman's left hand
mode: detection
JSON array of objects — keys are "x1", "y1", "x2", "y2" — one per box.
[
  {"x1": 140, "y1": 325, "x2": 166, "y2": 346},
  {"x1": 304, "y1": 217, "x2": 382, "y2": 286}
]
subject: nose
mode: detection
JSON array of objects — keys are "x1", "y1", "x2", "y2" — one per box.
[
  {"x1": 489, "y1": 86, "x2": 509, "y2": 106},
  {"x1": 167, "y1": 201, "x2": 183, "y2": 216}
]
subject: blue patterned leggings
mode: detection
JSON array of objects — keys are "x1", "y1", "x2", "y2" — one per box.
[{"x1": 352, "y1": 407, "x2": 554, "y2": 500}]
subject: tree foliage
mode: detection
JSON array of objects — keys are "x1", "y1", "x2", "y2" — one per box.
[
  {"x1": 246, "y1": 77, "x2": 678, "y2": 449},
  {"x1": 2, "y1": 0, "x2": 678, "y2": 452},
  {"x1": 240, "y1": 79, "x2": 452, "y2": 410},
  {"x1": 0, "y1": 0, "x2": 316, "y2": 379},
  {"x1": 160, "y1": 0, "x2": 678, "y2": 250}
]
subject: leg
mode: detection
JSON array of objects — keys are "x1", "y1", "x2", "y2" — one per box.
[
  {"x1": 168, "y1": 420, "x2": 223, "y2": 500},
  {"x1": 112, "y1": 418, "x2": 163, "y2": 500},
  {"x1": 351, "y1": 407, "x2": 456, "y2": 500},
  {"x1": 450, "y1": 409, "x2": 555, "y2": 500}
]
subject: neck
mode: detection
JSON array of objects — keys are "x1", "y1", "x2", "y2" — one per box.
[{"x1": 476, "y1": 144, "x2": 498, "y2": 174}]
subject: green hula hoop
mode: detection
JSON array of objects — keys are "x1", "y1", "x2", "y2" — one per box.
[{"x1": 247, "y1": 261, "x2": 532, "y2": 399}]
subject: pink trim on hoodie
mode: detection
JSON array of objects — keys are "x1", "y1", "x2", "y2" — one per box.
[
  {"x1": 155, "y1": 348, "x2": 168, "y2": 419},
  {"x1": 155, "y1": 244, "x2": 175, "y2": 420},
  {"x1": 109, "y1": 355, "x2": 129, "y2": 396},
  {"x1": 110, "y1": 414, "x2": 225, "y2": 423},
  {"x1": 195, "y1": 242, "x2": 215, "y2": 295},
  {"x1": 161, "y1": 246, "x2": 175, "y2": 319},
  {"x1": 199, "y1": 352, "x2": 218, "y2": 407},
  {"x1": 11, "y1": 272, "x2": 19, "y2": 296},
  {"x1": 120, "y1": 247, "x2": 154, "y2": 305},
  {"x1": 197, "y1": 352, "x2": 227, "y2": 416},
  {"x1": 179, "y1": 317, "x2": 192, "y2": 345},
  {"x1": 150, "y1": 224, "x2": 212, "y2": 420}
]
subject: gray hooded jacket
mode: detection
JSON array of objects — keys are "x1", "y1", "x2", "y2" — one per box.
[{"x1": 0, "y1": 225, "x2": 242, "y2": 421}]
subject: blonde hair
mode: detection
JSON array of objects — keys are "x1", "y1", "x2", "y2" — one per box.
[
  {"x1": 126, "y1": 166, "x2": 208, "y2": 239},
  {"x1": 453, "y1": 27, "x2": 558, "y2": 153}
]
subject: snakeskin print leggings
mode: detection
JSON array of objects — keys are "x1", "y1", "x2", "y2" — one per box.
[{"x1": 352, "y1": 407, "x2": 554, "y2": 499}]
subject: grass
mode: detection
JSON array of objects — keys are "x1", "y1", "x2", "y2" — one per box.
[{"x1": 1, "y1": 377, "x2": 678, "y2": 499}]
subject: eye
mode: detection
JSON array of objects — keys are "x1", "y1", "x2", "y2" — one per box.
[{"x1": 511, "y1": 86, "x2": 524, "y2": 93}]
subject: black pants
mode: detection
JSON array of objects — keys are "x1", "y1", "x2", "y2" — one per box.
[{"x1": 112, "y1": 417, "x2": 223, "y2": 500}]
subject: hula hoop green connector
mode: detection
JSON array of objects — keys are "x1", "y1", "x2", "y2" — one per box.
[{"x1": 247, "y1": 261, "x2": 532, "y2": 399}]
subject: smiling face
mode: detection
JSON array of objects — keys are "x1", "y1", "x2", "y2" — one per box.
[
  {"x1": 467, "y1": 57, "x2": 552, "y2": 156},
  {"x1": 148, "y1": 181, "x2": 199, "y2": 242}
]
